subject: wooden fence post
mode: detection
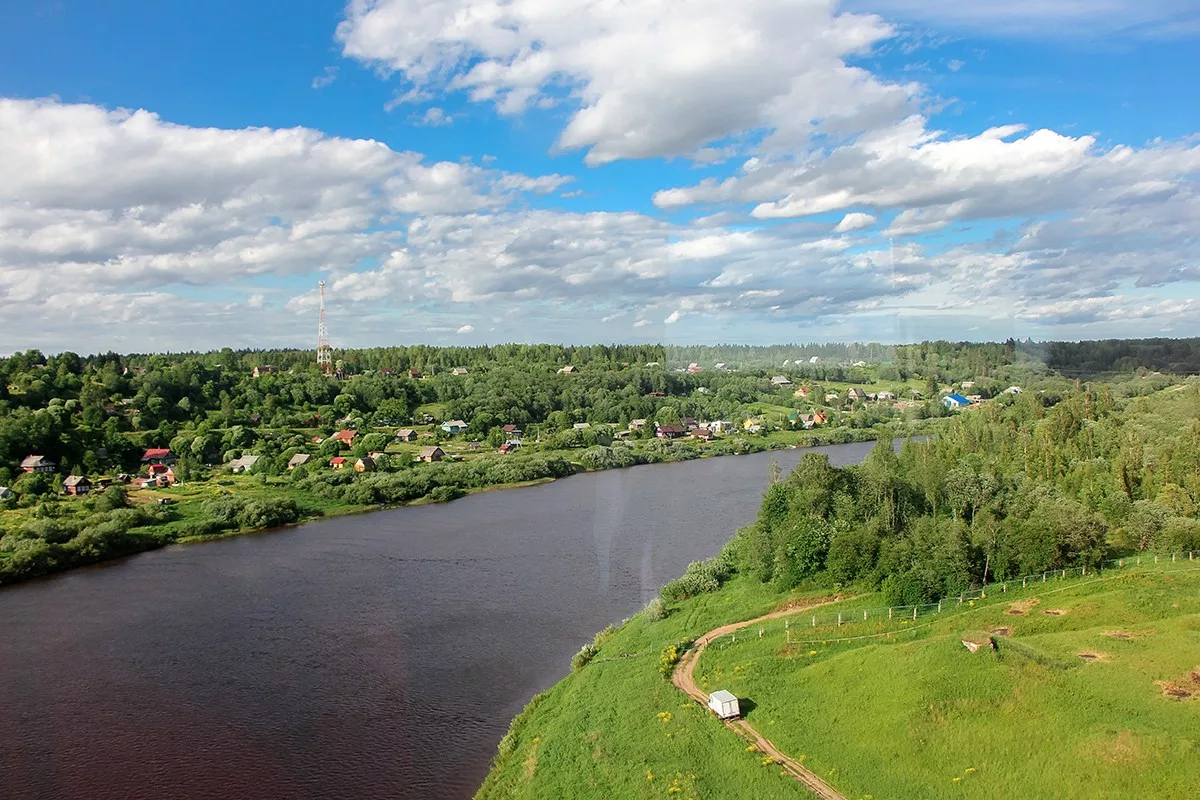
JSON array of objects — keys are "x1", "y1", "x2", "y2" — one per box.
[{"x1": 912, "y1": 606, "x2": 918, "y2": 620}]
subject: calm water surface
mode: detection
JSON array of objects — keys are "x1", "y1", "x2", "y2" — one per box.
[{"x1": 0, "y1": 442, "x2": 880, "y2": 799}]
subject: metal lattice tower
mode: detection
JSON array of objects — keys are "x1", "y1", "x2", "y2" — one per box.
[{"x1": 317, "y1": 280, "x2": 333, "y2": 375}]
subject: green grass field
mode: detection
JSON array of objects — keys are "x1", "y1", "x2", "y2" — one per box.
[
  {"x1": 698, "y1": 567, "x2": 1200, "y2": 799},
  {"x1": 478, "y1": 566, "x2": 1200, "y2": 799}
]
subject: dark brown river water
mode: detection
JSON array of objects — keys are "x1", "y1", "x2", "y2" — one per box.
[{"x1": 0, "y1": 442, "x2": 880, "y2": 799}]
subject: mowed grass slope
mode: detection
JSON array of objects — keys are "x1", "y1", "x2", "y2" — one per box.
[{"x1": 698, "y1": 569, "x2": 1200, "y2": 800}]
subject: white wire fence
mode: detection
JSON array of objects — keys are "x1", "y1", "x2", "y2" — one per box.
[{"x1": 707, "y1": 549, "x2": 1198, "y2": 648}]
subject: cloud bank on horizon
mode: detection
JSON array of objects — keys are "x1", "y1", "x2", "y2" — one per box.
[{"x1": 0, "y1": 0, "x2": 1198, "y2": 353}]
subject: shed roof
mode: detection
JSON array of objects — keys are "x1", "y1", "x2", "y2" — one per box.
[{"x1": 709, "y1": 690, "x2": 737, "y2": 703}]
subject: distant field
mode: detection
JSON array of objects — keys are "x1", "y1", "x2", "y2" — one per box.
[{"x1": 478, "y1": 567, "x2": 1200, "y2": 800}]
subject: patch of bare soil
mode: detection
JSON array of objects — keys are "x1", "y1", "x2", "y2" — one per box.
[
  {"x1": 1104, "y1": 631, "x2": 1133, "y2": 640},
  {"x1": 1043, "y1": 609, "x2": 1067, "y2": 616},
  {"x1": 1007, "y1": 598, "x2": 1040, "y2": 616},
  {"x1": 1157, "y1": 681, "x2": 1194, "y2": 699},
  {"x1": 990, "y1": 626, "x2": 1012, "y2": 636},
  {"x1": 1077, "y1": 652, "x2": 1108, "y2": 663},
  {"x1": 772, "y1": 594, "x2": 845, "y2": 614}
]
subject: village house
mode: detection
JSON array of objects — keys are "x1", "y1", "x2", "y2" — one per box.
[
  {"x1": 450, "y1": 367, "x2": 468, "y2": 376},
  {"x1": 557, "y1": 365, "x2": 578, "y2": 374},
  {"x1": 687, "y1": 362, "x2": 702, "y2": 374},
  {"x1": 146, "y1": 463, "x2": 176, "y2": 484},
  {"x1": 706, "y1": 420, "x2": 733, "y2": 434},
  {"x1": 330, "y1": 429, "x2": 357, "y2": 446},
  {"x1": 252, "y1": 365, "x2": 279, "y2": 378},
  {"x1": 20, "y1": 455, "x2": 57, "y2": 474},
  {"x1": 648, "y1": 391, "x2": 666, "y2": 398},
  {"x1": 794, "y1": 386, "x2": 810, "y2": 398},
  {"x1": 395, "y1": 429, "x2": 418, "y2": 442},
  {"x1": 354, "y1": 457, "x2": 375, "y2": 473},
  {"x1": 770, "y1": 375, "x2": 792, "y2": 386},
  {"x1": 62, "y1": 475, "x2": 91, "y2": 496},
  {"x1": 418, "y1": 446, "x2": 445, "y2": 463},
  {"x1": 572, "y1": 422, "x2": 591, "y2": 430},
  {"x1": 287, "y1": 453, "x2": 311, "y2": 469},
  {"x1": 441, "y1": 419, "x2": 468, "y2": 434},
  {"x1": 501, "y1": 424, "x2": 522, "y2": 438},
  {"x1": 1003, "y1": 386, "x2": 1023, "y2": 395},
  {"x1": 330, "y1": 457, "x2": 348, "y2": 469},
  {"x1": 498, "y1": 441, "x2": 520, "y2": 454},
  {"x1": 847, "y1": 387, "x2": 867, "y2": 401},
  {"x1": 0, "y1": 486, "x2": 13, "y2": 502},
  {"x1": 227, "y1": 455, "x2": 260, "y2": 473},
  {"x1": 690, "y1": 427, "x2": 714, "y2": 441},
  {"x1": 680, "y1": 416, "x2": 698, "y2": 428},
  {"x1": 656, "y1": 424, "x2": 687, "y2": 439},
  {"x1": 825, "y1": 392, "x2": 839, "y2": 402},
  {"x1": 961, "y1": 381, "x2": 976, "y2": 390},
  {"x1": 141, "y1": 448, "x2": 176, "y2": 466},
  {"x1": 408, "y1": 368, "x2": 422, "y2": 378},
  {"x1": 628, "y1": 418, "x2": 648, "y2": 431},
  {"x1": 876, "y1": 390, "x2": 896, "y2": 401},
  {"x1": 943, "y1": 394, "x2": 970, "y2": 409}
]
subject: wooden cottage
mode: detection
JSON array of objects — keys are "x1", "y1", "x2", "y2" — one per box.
[
  {"x1": 418, "y1": 446, "x2": 445, "y2": 463},
  {"x1": 62, "y1": 475, "x2": 92, "y2": 496}
]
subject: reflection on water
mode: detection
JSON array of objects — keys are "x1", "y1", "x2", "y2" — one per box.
[{"x1": 0, "y1": 442, "x2": 880, "y2": 799}]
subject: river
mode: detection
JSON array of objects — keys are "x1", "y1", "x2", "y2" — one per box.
[{"x1": 0, "y1": 441, "x2": 883, "y2": 799}]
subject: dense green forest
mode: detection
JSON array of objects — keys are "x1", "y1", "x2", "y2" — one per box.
[{"x1": 662, "y1": 382, "x2": 1200, "y2": 607}]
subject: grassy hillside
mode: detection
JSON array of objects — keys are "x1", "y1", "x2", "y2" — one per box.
[{"x1": 477, "y1": 566, "x2": 1200, "y2": 799}]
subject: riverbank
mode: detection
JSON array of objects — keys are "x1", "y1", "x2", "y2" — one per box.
[
  {"x1": 1, "y1": 421, "x2": 935, "y2": 587},
  {"x1": 476, "y1": 563, "x2": 1200, "y2": 799}
]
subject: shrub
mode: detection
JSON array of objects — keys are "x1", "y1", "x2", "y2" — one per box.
[
  {"x1": 659, "y1": 555, "x2": 734, "y2": 603},
  {"x1": 659, "y1": 640, "x2": 691, "y2": 679},
  {"x1": 571, "y1": 642, "x2": 599, "y2": 671},
  {"x1": 643, "y1": 596, "x2": 668, "y2": 621}
]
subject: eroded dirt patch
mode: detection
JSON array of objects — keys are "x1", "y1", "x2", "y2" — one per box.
[
  {"x1": 1077, "y1": 652, "x2": 1108, "y2": 663},
  {"x1": 1007, "y1": 598, "x2": 1041, "y2": 616},
  {"x1": 1043, "y1": 609, "x2": 1067, "y2": 616},
  {"x1": 1104, "y1": 631, "x2": 1133, "y2": 640},
  {"x1": 772, "y1": 594, "x2": 845, "y2": 614},
  {"x1": 990, "y1": 626, "x2": 1012, "y2": 636},
  {"x1": 1157, "y1": 681, "x2": 1194, "y2": 699}
]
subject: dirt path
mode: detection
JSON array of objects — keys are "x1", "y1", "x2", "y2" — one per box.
[{"x1": 671, "y1": 598, "x2": 847, "y2": 800}]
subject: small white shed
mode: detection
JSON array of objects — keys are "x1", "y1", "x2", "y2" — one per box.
[{"x1": 707, "y1": 690, "x2": 740, "y2": 719}]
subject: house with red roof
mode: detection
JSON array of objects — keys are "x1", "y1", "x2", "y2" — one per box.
[
  {"x1": 330, "y1": 429, "x2": 357, "y2": 446},
  {"x1": 330, "y1": 457, "x2": 347, "y2": 469},
  {"x1": 141, "y1": 448, "x2": 175, "y2": 466}
]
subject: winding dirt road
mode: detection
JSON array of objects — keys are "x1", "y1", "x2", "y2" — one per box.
[{"x1": 671, "y1": 598, "x2": 847, "y2": 800}]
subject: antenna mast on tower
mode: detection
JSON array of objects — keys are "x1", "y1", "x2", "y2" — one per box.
[{"x1": 317, "y1": 280, "x2": 333, "y2": 376}]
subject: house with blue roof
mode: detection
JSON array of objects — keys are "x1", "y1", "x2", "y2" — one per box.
[{"x1": 942, "y1": 394, "x2": 970, "y2": 409}]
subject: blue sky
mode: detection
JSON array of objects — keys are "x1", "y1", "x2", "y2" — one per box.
[{"x1": 1, "y1": 0, "x2": 1198, "y2": 352}]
